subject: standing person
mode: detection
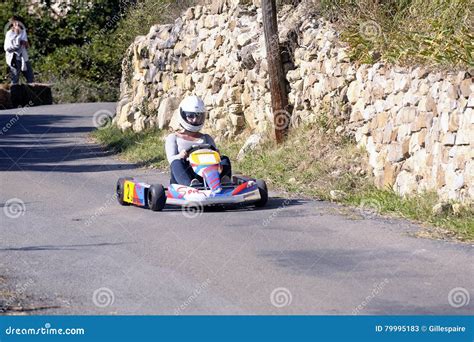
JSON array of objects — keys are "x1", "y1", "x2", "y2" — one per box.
[{"x1": 4, "y1": 16, "x2": 34, "y2": 84}]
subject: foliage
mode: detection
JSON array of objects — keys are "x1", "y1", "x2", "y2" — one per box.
[
  {"x1": 319, "y1": 0, "x2": 474, "y2": 67},
  {"x1": 2, "y1": 0, "x2": 470, "y2": 102},
  {"x1": 0, "y1": 0, "x2": 192, "y2": 102}
]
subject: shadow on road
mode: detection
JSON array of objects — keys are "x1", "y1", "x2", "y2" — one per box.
[
  {"x1": 0, "y1": 113, "x2": 135, "y2": 173},
  {"x1": 259, "y1": 248, "x2": 430, "y2": 278},
  {"x1": 0, "y1": 242, "x2": 127, "y2": 252},
  {"x1": 155, "y1": 197, "x2": 308, "y2": 213}
]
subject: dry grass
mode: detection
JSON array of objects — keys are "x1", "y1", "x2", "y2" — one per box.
[
  {"x1": 319, "y1": 0, "x2": 474, "y2": 67},
  {"x1": 218, "y1": 124, "x2": 370, "y2": 200}
]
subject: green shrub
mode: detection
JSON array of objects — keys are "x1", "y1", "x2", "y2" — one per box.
[
  {"x1": 49, "y1": 77, "x2": 119, "y2": 103},
  {"x1": 1, "y1": 0, "x2": 194, "y2": 102}
]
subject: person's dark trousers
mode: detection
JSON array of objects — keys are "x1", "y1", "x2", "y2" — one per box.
[
  {"x1": 10, "y1": 56, "x2": 34, "y2": 84},
  {"x1": 170, "y1": 156, "x2": 232, "y2": 185}
]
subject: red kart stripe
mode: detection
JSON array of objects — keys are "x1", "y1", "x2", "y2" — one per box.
[{"x1": 232, "y1": 182, "x2": 248, "y2": 195}]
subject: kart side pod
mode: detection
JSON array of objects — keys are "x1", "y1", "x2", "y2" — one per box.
[{"x1": 116, "y1": 177, "x2": 166, "y2": 211}]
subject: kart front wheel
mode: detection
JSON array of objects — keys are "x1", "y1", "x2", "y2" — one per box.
[
  {"x1": 116, "y1": 177, "x2": 133, "y2": 206},
  {"x1": 255, "y1": 179, "x2": 268, "y2": 207},
  {"x1": 148, "y1": 184, "x2": 166, "y2": 211}
]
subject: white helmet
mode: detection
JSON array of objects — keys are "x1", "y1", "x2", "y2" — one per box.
[{"x1": 178, "y1": 95, "x2": 206, "y2": 132}]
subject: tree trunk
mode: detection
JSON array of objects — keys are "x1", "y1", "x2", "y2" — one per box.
[{"x1": 261, "y1": 0, "x2": 290, "y2": 143}]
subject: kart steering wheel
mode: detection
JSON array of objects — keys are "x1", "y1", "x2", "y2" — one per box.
[{"x1": 185, "y1": 144, "x2": 217, "y2": 154}]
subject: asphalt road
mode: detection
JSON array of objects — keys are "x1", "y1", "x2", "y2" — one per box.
[{"x1": 0, "y1": 103, "x2": 472, "y2": 315}]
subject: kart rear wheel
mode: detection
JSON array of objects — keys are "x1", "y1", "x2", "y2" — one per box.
[
  {"x1": 148, "y1": 184, "x2": 166, "y2": 211},
  {"x1": 116, "y1": 177, "x2": 133, "y2": 206},
  {"x1": 255, "y1": 179, "x2": 268, "y2": 207}
]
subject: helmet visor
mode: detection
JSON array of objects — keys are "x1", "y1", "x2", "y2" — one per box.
[{"x1": 182, "y1": 111, "x2": 205, "y2": 125}]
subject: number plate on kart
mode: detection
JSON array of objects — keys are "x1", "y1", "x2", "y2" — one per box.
[
  {"x1": 123, "y1": 181, "x2": 135, "y2": 204},
  {"x1": 198, "y1": 154, "x2": 218, "y2": 164},
  {"x1": 123, "y1": 181, "x2": 147, "y2": 206},
  {"x1": 190, "y1": 151, "x2": 221, "y2": 165}
]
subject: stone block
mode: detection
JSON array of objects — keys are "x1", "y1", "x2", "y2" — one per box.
[
  {"x1": 448, "y1": 112, "x2": 459, "y2": 132},
  {"x1": 388, "y1": 141, "x2": 409, "y2": 162},
  {"x1": 409, "y1": 133, "x2": 421, "y2": 154},
  {"x1": 395, "y1": 170, "x2": 417, "y2": 195},
  {"x1": 393, "y1": 73, "x2": 411, "y2": 92},
  {"x1": 381, "y1": 161, "x2": 400, "y2": 187},
  {"x1": 230, "y1": 114, "x2": 245, "y2": 127},
  {"x1": 398, "y1": 107, "x2": 417, "y2": 124},
  {"x1": 455, "y1": 128, "x2": 472, "y2": 145},
  {"x1": 157, "y1": 97, "x2": 178, "y2": 129},
  {"x1": 350, "y1": 99, "x2": 365, "y2": 122},
  {"x1": 397, "y1": 124, "x2": 411, "y2": 141},
  {"x1": 459, "y1": 78, "x2": 473, "y2": 98},
  {"x1": 346, "y1": 80, "x2": 362, "y2": 104},
  {"x1": 10, "y1": 84, "x2": 53, "y2": 107},
  {"x1": 445, "y1": 165, "x2": 464, "y2": 190},
  {"x1": 418, "y1": 95, "x2": 436, "y2": 112},
  {"x1": 442, "y1": 132, "x2": 456, "y2": 146},
  {"x1": 362, "y1": 105, "x2": 376, "y2": 121},
  {"x1": 375, "y1": 111, "x2": 388, "y2": 128}
]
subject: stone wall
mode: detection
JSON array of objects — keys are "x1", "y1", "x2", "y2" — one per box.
[
  {"x1": 114, "y1": 0, "x2": 303, "y2": 135},
  {"x1": 288, "y1": 21, "x2": 473, "y2": 202},
  {"x1": 114, "y1": 0, "x2": 473, "y2": 202},
  {"x1": 0, "y1": 84, "x2": 53, "y2": 109}
]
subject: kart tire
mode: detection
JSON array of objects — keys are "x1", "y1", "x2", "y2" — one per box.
[
  {"x1": 148, "y1": 184, "x2": 166, "y2": 211},
  {"x1": 255, "y1": 179, "x2": 268, "y2": 207},
  {"x1": 116, "y1": 177, "x2": 133, "y2": 206}
]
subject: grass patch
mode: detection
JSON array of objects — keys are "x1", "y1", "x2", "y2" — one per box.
[
  {"x1": 91, "y1": 125, "x2": 168, "y2": 168},
  {"x1": 319, "y1": 0, "x2": 474, "y2": 67},
  {"x1": 219, "y1": 126, "x2": 369, "y2": 200},
  {"x1": 219, "y1": 127, "x2": 473, "y2": 241},
  {"x1": 344, "y1": 189, "x2": 474, "y2": 241},
  {"x1": 92, "y1": 123, "x2": 474, "y2": 241}
]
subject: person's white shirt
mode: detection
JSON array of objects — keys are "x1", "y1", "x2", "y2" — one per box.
[{"x1": 4, "y1": 28, "x2": 29, "y2": 70}]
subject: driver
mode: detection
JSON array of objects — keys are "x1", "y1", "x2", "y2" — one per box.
[{"x1": 165, "y1": 95, "x2": 231, "y2": 186}]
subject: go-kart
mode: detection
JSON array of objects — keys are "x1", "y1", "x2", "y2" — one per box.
[{"x1": 116, "y1": 144, "x2": 268, "y2": 211}]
